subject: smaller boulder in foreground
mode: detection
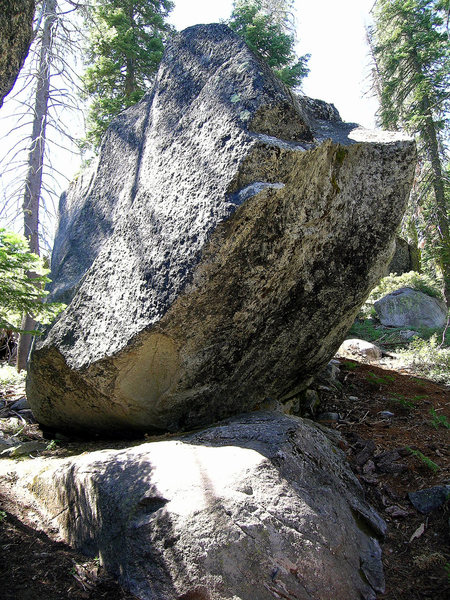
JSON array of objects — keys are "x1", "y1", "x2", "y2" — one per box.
[
  {"x1": 0, "y1": 412, "x2": 386, "y2": 600},
  {"x1": 374, "y1": 287, "x2": 447, "y2": 329}
]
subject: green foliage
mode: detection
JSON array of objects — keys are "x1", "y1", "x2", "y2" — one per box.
[
  {"x1": 390, "y1": 393, "x2": 415, "y2": 409},
  {"x1": 373, "y1": 0, "x2": 449, "y2": 133},
  {"x1": 407, "y1": 446, "x2": 440, "y2": 473},
  {"x1": 370, "y1": 271, "x2": 444, "y2": 304},
  {"x1": 350, "y1": 318, "x2": 395, "y2": 342},
  {"x1": 0, "y1": 229, "x2": 65, "y2": 333},
  {"x1": 0, "y1": 511, "x2": 6, "y2": 524},
  {"x1": 342, "y1": 360, "x2": 359, "y2": 370},
  {"x1": 228, "y1": 0, "x2": 309, "y2": 87},
  {"x1": 397, "y1": 335, "x2": 450, "y2": 384},
  {"x1": 0, "y1": 364, "x2": 26, "y2": 388},
  {"x1": 372, "y1": 0, "x2": 450, "y2": 302},
  {"x1": 366, "y1": 371, "x2": 395, "y2": 386},
  {"x1": 429, "y1": 407, "x2": 450, "y2": 429},
  {"x1": 45, "y1": 439, "x2": 58, "y2": 451},
  {"x1": 83, "y1": 0, "x2": 174, "y2": 150}
]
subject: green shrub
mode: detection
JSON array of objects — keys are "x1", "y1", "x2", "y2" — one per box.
[
  {"x1": 372, "y1": 271, "x2": 443, "y2": 301},
  {"x1": 0, "y1": 229, "x2": 65, "y2": 332},
  {"x1": 390, "y1": 393, "x2": 415, "y2": 409},
  {"x1": 397, "y1": 335, "x2": 450, "y2": 385},
  {"x1": 429, "y1": 408, "x2": 450, "y2": 429},
  {"x1": 349, "y1": 319, "x2": 425, "y2": 346},
  {"x1": 349, "y1": 319, "x2": 386, "y2": 343},
  {"x1": 407, "y1": 447, "x2": 440, "y2": 473},
  {"x1": 0, "y1": 363, "x2": 26, "y2": 388}
]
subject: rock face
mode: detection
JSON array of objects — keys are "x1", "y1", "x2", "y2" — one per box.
[
  {"x1": 28, "y1": 24, "x2": 416, "y2": 434},
  {"x1": 374, "y1": 287, "x2": 447, "y2": 329},
  {"x1": 386, "y1": 238, "x2": 420, "y2": 275},
  {"x1": 0, "y1": 0, "x2": 35, "y2": 108},
  {"x1": 1, "y1": 412, "x2": 386, "y2": 600}
]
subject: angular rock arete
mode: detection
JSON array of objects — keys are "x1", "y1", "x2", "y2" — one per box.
[
  {"x1": 27, "y1": 24, "x2": 416, "y2": 433},
  {"x1": 0, "y1": 412, "x2": 387, "y2": 600}
]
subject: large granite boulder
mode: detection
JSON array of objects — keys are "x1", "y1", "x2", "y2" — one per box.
[
  {"x1": 374, "y1": 287, "x2": 447, "y2": 328},
  {"x1": 28, "y1": 24, "x2": 416, "y2": 434},
  {"x1": 0, "y1": 0, "x2": 35, "y2": 108},
  {"x1": 0, "y1": 412, "x2": 386, "y2": 600}
]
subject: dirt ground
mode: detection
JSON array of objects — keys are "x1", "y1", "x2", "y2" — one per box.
[{"x1": 0, "y1": 355, "x2": 449, "y2": 600}]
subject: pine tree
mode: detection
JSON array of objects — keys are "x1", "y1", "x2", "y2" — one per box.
[
  {"x1": 0, "y1": 229, "x2": 64, "y2": 333},
  {"x1": 18, "y1": 0, "x2": 58, "y2": 370},
  {"x1": 228, "y1": 0, "x2": 309, "y2": 88},
  {"x1": 83, "y1": 0, "x2": 174, "y2": 150},
  {"x1": 0, "y1": 0, "x2": 85, "y2": 369},
  {"x1": 372, "y1": 0, "x2": 450, "y2": 304}
]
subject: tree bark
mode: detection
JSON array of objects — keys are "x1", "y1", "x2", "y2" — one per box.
[
  {"x1": 124, "y1": 4, "x2": 136, "y2": 98},
  {"x1": 421, "y1": 106, "x2": 450, "y2": 305},
  {"x1": 17, "y1": 0, "x2": 57, "y2": 372}
]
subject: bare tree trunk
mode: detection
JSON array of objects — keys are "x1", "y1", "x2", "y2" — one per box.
[
  {"x1": 420, "y1": 97, "x2": 450, "y2": 306},
  {"x1": 406, "y1": 37, "x2": 450, "y2": 306},
  {"x1": 125, "y1": 5, "x2": 136, "y2": 98},
  {"x1": 17, "y1": 0, "x2": 57, "y2": 372}
]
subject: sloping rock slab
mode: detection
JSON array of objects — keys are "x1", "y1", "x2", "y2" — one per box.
[
  {"x1": 28, "y1": 24, "x2": 416, "y2": 434},
  {"x1": 0, "y1": 412, "x2": 386, "y2": 600},
  {"x1": 374, "y1": 287, "x2": 447, "y2": 328}
]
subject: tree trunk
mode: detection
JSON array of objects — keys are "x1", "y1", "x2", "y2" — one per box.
[
  {"x1": 125, "y1": 57, "x2": 136, "y2": 97},
  {"x1": 420, "y1": 97, "x2": 450, "y2": 306},
  {"x1": 17, "y1": 0, "x2": 57, "y2": 372},
  {"x1": 124, "y1": 5, "x2": 136, "y2": 98},
  {"x1": 406, "y1": 35, "x2": 450, "y2": 305}
]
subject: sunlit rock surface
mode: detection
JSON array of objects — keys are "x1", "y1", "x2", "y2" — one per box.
[
  {"x1": 28, "y1": 24, "x2": 416, "y2": 433},
  {"x1": 0, "y1": 412, "x2": 386, "y2": 600}
]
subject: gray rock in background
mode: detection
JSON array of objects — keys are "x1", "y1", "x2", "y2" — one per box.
[
  {"x1": 1, "y1": 412, "x2": 386, "y2": 600},
  {"x1": 386, "y1": 238, "x2": 420, "y2": 276},
  {"x1": 28, "y1": 24, "x2": 416, "y2": 434},
  {"x1": 374, "y1": 287, "x2": 447, "y2": 329}
]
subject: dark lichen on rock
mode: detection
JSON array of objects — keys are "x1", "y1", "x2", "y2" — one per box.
[{"x1": 0, "y1": 0, "x2": 35, "y2": 108}]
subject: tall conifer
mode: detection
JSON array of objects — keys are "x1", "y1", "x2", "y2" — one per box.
[
  {"x1": 228, "y1": 0, "x2": 309, "y2": 88},
  {"x1": 83, "y1": 0, "x2": 173, "y2": 150},
  {"x1": 372, "y1": 0, "x2": 450, "y2": 303}
]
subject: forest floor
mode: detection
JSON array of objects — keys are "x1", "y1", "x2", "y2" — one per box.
[{"x1": 0, "y1": 353, "x2": 449, "y2": 600}]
